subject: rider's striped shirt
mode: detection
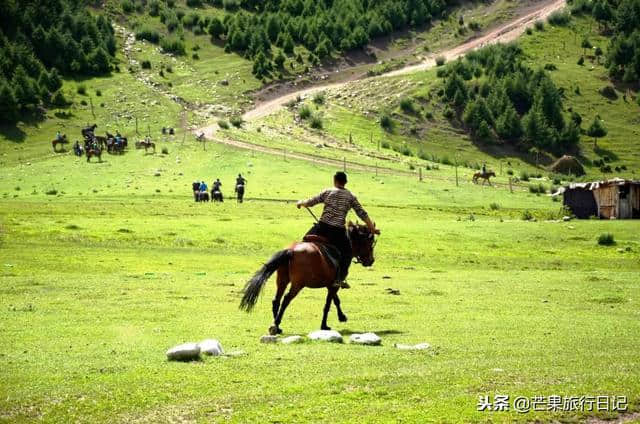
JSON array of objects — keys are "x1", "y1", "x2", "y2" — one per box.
[{"x1": 305, "y1": 188, "x2": 369, "y2": 228}]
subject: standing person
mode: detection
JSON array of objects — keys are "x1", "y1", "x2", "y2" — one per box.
[
  {"x1": 296, "y1": 171, "x2": 379, "y2": 289},
  {"x1": 482, "y1": 163, "x2": 487, "y2": 175}
]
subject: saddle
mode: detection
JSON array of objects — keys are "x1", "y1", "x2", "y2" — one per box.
[{"x1": 302, "y1": 235, "x2": 341, "y2": 273}]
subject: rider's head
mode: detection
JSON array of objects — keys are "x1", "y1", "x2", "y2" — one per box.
[{"x1": 334, "y1": 172, "x2": 347, "y2": 188}]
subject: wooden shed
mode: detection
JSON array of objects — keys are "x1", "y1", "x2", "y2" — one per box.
[{"x1": 556, "y1": 179, "x2": 640, "y2": 219}]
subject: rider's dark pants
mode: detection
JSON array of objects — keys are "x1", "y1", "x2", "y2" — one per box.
[{"x1": 306, "y1": 221, "x2": 352, "y2": 281}]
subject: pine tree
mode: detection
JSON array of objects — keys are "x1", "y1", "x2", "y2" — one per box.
[
  {"x1": 495, "y1": 104, "x2": 523, "y2": 140},
  {"x1": 587, "y1": 115, "x2": 607, "y2": 147},
  {"x1": 208, "y1": 17, "x2": 225, "y2": 39}
]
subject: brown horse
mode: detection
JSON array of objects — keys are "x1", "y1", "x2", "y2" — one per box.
[
  {"x1": 240, "y1": 222, "x2": 378, "y2": 335},
  {"x1": 135, "y1": 140, "x2": 156, "y2": 153},
  {"x1": 52, "y1": 135, "x2": 69, "y2": 152},
  {"x1": 472, "y1": 170, "x2": 496, "y2": 185},
  {"x1": 86, "y1": 147, "x2": 102, "y2": 162}
]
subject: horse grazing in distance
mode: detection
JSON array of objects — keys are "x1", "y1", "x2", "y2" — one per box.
[
  {"x1": 86, "y1": 146, "x2": 102, "y2": 162},
  {"x1": 52, "y1": 134, "x2": 69, "y2": 152},
  {"x1": 472, "y1": 170, "x2": 496, "y2": 185},
  {"x1": 135, "y1": 139, "x2": 156, "y2": 153},
  {"x1": 240, "y1": 222, "x2": 378, "y2": 335}
]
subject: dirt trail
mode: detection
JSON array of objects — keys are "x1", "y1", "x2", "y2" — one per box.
[{"x1": 198, "y1": 0, "x2": 565, "y2": 135}]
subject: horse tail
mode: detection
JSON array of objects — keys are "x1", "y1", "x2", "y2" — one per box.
[{"x1": 240, "y1": 249, "x2": 292, "y2": 312}]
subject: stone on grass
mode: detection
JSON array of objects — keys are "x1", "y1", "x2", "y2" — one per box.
[
  {"x1": 280, "y1": 335, "x2": 304, "y2": 344},
  {"x1": 349, "y1": 333, "x2": 382, "y2": 346},
  {"x1": 260, "y1": 335, "x2": 279, "y2": 344},
  {"x1": 308, "y1": 330, "x2": 343, "y2": 343},
  {"x1": 166, "y1": 342, "x2": 200, "y2": 361},
  {"x1": 394, "y1": 342, "x2": 431, "y2": 351},
  {"x1": 198, "y1": 339, "x2": 224, "y2": 356}
]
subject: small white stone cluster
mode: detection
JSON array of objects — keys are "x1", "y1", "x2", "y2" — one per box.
[{"x1": 166, "y1": 339, "x2": 224, "y2": 361}]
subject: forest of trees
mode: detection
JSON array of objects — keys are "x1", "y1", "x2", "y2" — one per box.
[
  {"x1": 570, "y1": 0, "x2": 640, "y2": 84},
  {"x1": 438, "y1": 44, "x2": 580, "y2": 155},
  {"x1": 129, "y1": 0, "x2": 455, "y2": 79},
  {"x1": 0, "y1": 0, "x2": 116, "y2": 123}
]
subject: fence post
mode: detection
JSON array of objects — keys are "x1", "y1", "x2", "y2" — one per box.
[
  {"x1": 89, "y1": 96, "x2": 95, "y2": 119},
  {"x1": 419, "y1": 167, "x2": 422, "y2": 182},
  {"x1": 509, "y1": 177, "x2": 513, "y2": 193},
  {"x1": 135, "y1": 116, "x2": 139, "y2": 135},
  {"x1": 455, "y1": 159, "x2": 459, "y2": 187}
]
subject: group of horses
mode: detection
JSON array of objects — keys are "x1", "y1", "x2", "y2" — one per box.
[
  {"x1": 51, "y1": 124, "x2": 158, "y2": 162},
  {"x1": 192, "y1": 182, "x2": 245, "y2": 203}
]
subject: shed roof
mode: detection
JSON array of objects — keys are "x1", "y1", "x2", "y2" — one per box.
[{"x1": 552, "y1": 178, "x2": 640, "y2": 196}]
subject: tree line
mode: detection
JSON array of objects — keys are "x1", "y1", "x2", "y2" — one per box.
[
  {"x1": 0, "y1": 0, "x2": 116, "y2": 123},
  {"x1": 438, "y1": 44, "x2": 580, "y2": 155},
  {"x1": 128, "y1": 0, "x2": 455, "y2": 79}
]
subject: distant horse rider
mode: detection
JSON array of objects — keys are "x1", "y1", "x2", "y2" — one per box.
[
  {"x1": 56, "y1": 131, "x2": 63, "y2": 142},
  {"x1": 192, "y1": 181, "x2": 201, "y2": 202},
  {"x1": 73, "y1": 140, "x2": 83, "y2": 156},
  {"x1": 235, "y1": 173, "x2": 247, "y2": 203},
  {"x1": 296, "y1": 171, "x2": 379, "y2": 289},
  {"x1": 212, "y1": 178, "x2": 223, "y2": 202},
  {"x1": 199, "y1": 180, "x2": 208, "y2": 194},
  {"x1": 482, "y1": 163, "x2": 487, "y2": 175}
]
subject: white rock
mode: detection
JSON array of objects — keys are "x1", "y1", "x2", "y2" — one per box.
[
  {"x1": 198, "y1": 339, "x2": 224, "y2": 356},
  {"x1": 260, "y1": 335, "x2": 279, "y2": 343},
  {"x1": 280, "y1": 335, "x2": 304, "y2": 344},
  {"x1": 349, "y1": 333, "x2": 382, "y2": 345},
  {"x1": 394, "y1": 342, "x2": 431, "y2": 351},
  {"x1": 166, "y1": 342, "x2": 200, "y2": 361},
  {"x1": 308, "y1": 330, "x2": 343, "y2": 343}
]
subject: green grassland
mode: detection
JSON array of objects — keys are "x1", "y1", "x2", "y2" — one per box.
[{"x1": 1, "y1": 136, "x2": 640, "y2": 422}]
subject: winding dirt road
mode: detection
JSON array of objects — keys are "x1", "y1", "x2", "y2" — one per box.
[{"x1": 199, "y1": 0, "x2": 566, "y2": 136}]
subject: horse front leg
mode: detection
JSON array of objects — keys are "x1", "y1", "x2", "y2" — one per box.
[
  {"x1": 321, "y1": 287, "x2": 339, "y2": 330},
  {"x1": 333, "y1": 292, "x2": 347, "y2": 322},
  {"x1": 270, "y1": 269, "x2": 288, "y2": 334}
]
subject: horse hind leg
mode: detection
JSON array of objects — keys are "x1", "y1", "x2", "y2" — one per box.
[
  {"x1": 271, "y1": 283, "x2": 302, "y2": 335},
  {"x1": 269, "y1": 269, "x2": 289, "y2": 335}
]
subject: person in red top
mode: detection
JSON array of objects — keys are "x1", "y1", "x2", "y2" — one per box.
[{"x1": 297, "y1": 171, "x2": 379, "y2": 288}]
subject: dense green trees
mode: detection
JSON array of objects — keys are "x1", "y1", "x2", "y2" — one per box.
[
  {"x1": 439, "y1": 44, "x2": 578, "y2": 155},
  {"x1": 0, "y1": 0, "x2": 116, "y2": 123}
]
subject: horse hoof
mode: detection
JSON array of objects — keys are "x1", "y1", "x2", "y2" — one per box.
[
  {"x1": 321, "y1": 326, "x2": 331, "y2": 331},
  {"x1": 269, "y1": 325, "x2": 280, "y2": 335},
  {"x1": 338, "y1": 315, "x2": 348, "y2": 323}
]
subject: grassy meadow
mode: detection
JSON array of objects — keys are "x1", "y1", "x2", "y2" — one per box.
[{"x1": 1, "y1": 137, "x2": 640, "y2": 423}]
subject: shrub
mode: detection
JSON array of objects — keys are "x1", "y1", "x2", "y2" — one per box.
[
  {"x1": 399, "y1": 97, "x2": 416, "y2": 114},
  {"x1": 544, "y1": 63, "x2": 557, "y2": 71},
  {"x1": 136, "y1": 28, "x2": 160, "y2": 44},
  {"x1": 506, "y1": 169, "x2": 514, "y2": 176},
  {"x1": 534, "y1": 20, "x2": 545, "y2": 31},
  {"x1": 380, "y1": 113, "x2": 394, "y2": 132},
  {"x1": 577, "y1": 56, "x2": 584, "y2": 66},
  {"x1": 299, "y1": 105, "x2": 312, "y2": 120},
  {"x1": 522, "y1": 210, "x2": 534, "y2": 221},
  {"x1": 45, "y1": 189, "x2": 58, "y2": 195},
  {"x1": 425, "y1": 111, "x2": 434, "y2": 120},
  {"x1": 52, "y1": 91, "x2": 67, "y2": 107},
  {"x1": 597, "y1": 233, "x2": 615, "y2": 246},
  {"x1": 529, "y1": 183, "x2": 547, "y2": 194},
  {"x1": 548, "y1": 10, "x2": 571, "y2": 26},
  {"x1": 435, "y1": 56, "x2": 446, "y2": 66},
  {"x1": 141, "y1": 60, "x2": 152, "y2": 69},
  {"x1": 96, "y1": 89, "x2": 102, "y2": 96},
  {"x1": 312, "y1": 92, "x2": 325, "y2": 105},
  {"x1": 230, "y1": 116, "x2": 243, "y2": 128},
  {"x1": 192, "y1": 53, "x2": 200, "y2": 60},
  {"x1": 160, "y1": 38, "x2": 186, "y2": 55},
  {"x1": 218, "y1": 120, "x2": 229, "y2": 129},
  {"x1": 489, "y1": 202, "x2": 500, "y2": 210},
  {"x1": 526, "y1": 27, "x2": 533, "y2": 35},
  {"x1": 381, "y1": 141, "x2": 390, "y2": 149},
  {"x1": 520, "y1": 171, "x2": 530, "y2": 181},
  {"x1": 80, "y1": 99, "x2": 88, "y2": 106},
  {"x1": 121, "y1": 0, "x2": 134, "y2": 13},
  {"x1": 599, "y1": 86, "x2": 618, "y2": 100},
  {"x1": 443, "y1": 105, "x2": 454, "y2": 119},
  {"x1": 161, "y1": 147, "x2": 169, "y2": 154},
  {"x1": 77, "y1": 84, "x2": 86, "y2": 95},
  {"x1": 310, "y1": 115, "x2": 323, "y2": 129}
]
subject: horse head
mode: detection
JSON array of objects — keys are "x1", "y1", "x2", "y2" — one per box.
[{"x1": 348, "y1": 221, "x2": 377, "y2": 267}]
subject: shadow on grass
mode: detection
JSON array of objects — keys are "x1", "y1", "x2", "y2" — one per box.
[
  {"x1": 339, "y1": 329, "x2": 404, "y2": 336},
  {"x1": 594, "y1": 145, "x2": 619, "y2": 161},
  {"x1": 0, "y1": 124, "x2": 27, "y2": 143}
]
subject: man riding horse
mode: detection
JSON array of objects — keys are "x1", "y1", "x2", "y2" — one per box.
[
  {"x1": 240, "y1": 171, "x2": 380, "y2": 334},
  {"x1": 297, "y1": 171, "x2": 379, "y2": 289},
  {"x1": 212, "y1": 178, "x2": 223, "y2": 202},
  {"x1": 235, "y1": 173, "x2": 247, "y2": 203}
]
